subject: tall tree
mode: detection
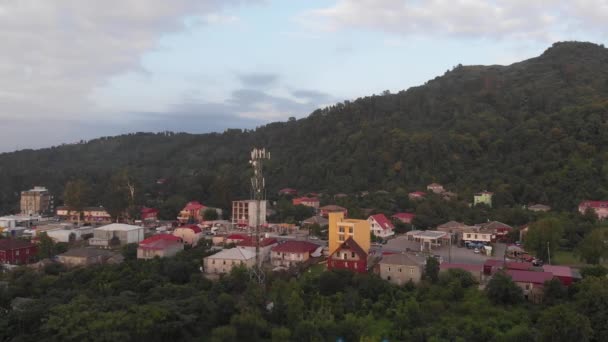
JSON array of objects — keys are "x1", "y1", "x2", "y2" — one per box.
[
  {"x1": 537, "y1": 304, "x2": 592, "y2": 342},
  {"x1": 424, "y1": 257, "x2": 440, "y2": 283},
  {"x1": 63, "y1": 179, "x2": 89, "y2": 225},
  {"x1": 486, "y1": 271, "x2": 523, "y2": 305},
  {"x1": 524, "y1": 218, "x2": 564, "y2": 262},
  {"x1": 575, "y1": 228, "x2": 608, "y2": 264}
]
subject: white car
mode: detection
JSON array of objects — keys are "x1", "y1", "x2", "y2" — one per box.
[{"x1": 473, "y1": 248, "x2": 480, "y2": 254}]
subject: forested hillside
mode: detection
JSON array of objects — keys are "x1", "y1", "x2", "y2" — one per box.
[{"x1": 1, "y1": 41, "x2": 608, "y2": 213}]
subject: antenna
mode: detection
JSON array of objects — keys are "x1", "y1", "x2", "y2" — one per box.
[{"x1": 249, "y1": 147, "x2": 270, "y2": 285}]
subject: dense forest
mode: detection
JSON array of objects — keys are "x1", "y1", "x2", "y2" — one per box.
[
  {"x1": 1, "y1": 41, "x2": 608, "y2": 215},
  {"x1": 1, "y1": 242, "x2": 607, "y2": 342}
]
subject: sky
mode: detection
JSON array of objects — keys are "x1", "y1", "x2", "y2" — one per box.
[{"x1": 1, "y1": 0, "x2": 607, "y2": 152}]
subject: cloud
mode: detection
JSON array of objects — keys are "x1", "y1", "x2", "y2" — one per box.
[
  {"x1": 238, "y1": 72, "x2": 280, "y2": 88},
  {"x1": 0, "y1": 0, "x2": 255, "y2": 121},
  {"x1": 304, "y1": 0, "x2": 608, "y2": 41}
]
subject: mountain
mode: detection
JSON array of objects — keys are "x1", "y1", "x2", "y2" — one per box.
[{"x1": 1, "y1": 41, "x2": 608, "y2": 214}]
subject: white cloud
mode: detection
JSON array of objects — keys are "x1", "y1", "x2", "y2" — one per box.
[
  {"x1": 0, "y1": 0, "x2": 253, "y2": 121},
  {"x1": 304, "y1": 0, "x2": 608, "y2": 41}
]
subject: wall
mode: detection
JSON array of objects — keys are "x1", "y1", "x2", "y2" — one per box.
[{"x1": 379, "y1": 263, "x2": 421, "y2": 285}]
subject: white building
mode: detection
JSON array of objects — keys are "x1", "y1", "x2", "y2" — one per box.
[
  {"x1": 203, "y1": 248, "x2": 256, "y2": 274},
  {"x1": 231, "y1": 200, "x2": 267, "y2": 228},
  {"x1": 368, "y1": 214, "x2": 395, "y2": 238},
  {"x1": 461, "y1": 228, "x2": 493, "y2": 244},
  {"x1": 88, "y1": 223, "x2": 144, "y2": 247},
  {"x1": 45, "y1": 226, "x2": 95, "y2": 243},
  {"x1": 405, "y1": 230, "x2": 449, "y2": 251}
]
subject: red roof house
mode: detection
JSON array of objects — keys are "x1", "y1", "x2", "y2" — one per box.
[
  {"x1": 327, "y1": 237, "x2": 368, "y2": 273},
  {"x1": 506, "y1": 269, "x2": 554, "y2": 286},
  {"x1": 178, "y1": 201, "x2": 207, "y2": 223},
  {"x1": 578, "y1": 200, "x2": 608, "y2": 219},
  {"x1": 543, "y1": 265, "x2": 577, "y2": 286},
  {"x1": 226, "y1": 234, "x2": 251, "y2": 244},
  {"x1": 278, "y1": 188, "x2": 298, "y2": 196},
  {"x1": 392, "y1": 212, "x2": 415, "y2": 224},
  {"x1": 408, "y1": 191, "x2": 427, "y2": 200},
  {"x1": 173, "y1": 225, "x2": 203, "y2": 246},
  {"x1": 319, "y1": 205, "x2": 348, "y2": 218},
  {"x1": 368, "y1": 214, "x2": 395, "y2": 238},
  {"x1": 271, "y1": 241, "x2": 320, "y2": 267},
  {"x1": 292, "y1": 197, "x2": 320, "y2": 209},
  {"x1": 141, "y1": 207, "x2": 159, "y2": 220},
  {"x1": 137, "y1": 234, "x2": 184, "y2": 259}
]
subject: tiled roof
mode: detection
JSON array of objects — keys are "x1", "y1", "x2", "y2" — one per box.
[
  {"x1": 0, "y1": 239, "x2": 35, "y2": 250},
  {"x1": 272, "y1": 240, "x2": 319, "y2": 254},
  {"x1": 542, "y1": 265, "x2": 573, "y2": 278},
  {"x1": 440, "y1": 263, "x2": 481, "y2": 272},
  {"x1": 409, "y1": 191, "x2": 426, "y2": 196},
  {"x1": 369, "y1": 214, "x2": 394, "y2": 230},
  {"x1": 331, "y1": 237, "x2": 367, "y2": 259},
  {"x1": 139, "y1": 234, "x2": 182, "y2": 251},
  {"x1": 505, "y1": 262, "x2": 533, "y2": 271},
  {"x1": 183, "y1": 201, "x2": 205, "y2": 211},
  {"x1": 238, "y1": 238, "x2": 278, "y2": 248},
  {"x1": 226, "y1": 234, "x2": 250, "y2": 241},
  {"x1": 302, "y1": 216, "x2": 329, "y2": 225},
  {"x1": 579, "y1": 200, "x2": 608, "y2": 208},
  {"x1": 205, "y1": 247, "x2": 256, "y2": 260},
  {"x1": 380, "y1": 253, "x2": 418, "y2": 266},
  {"x1": 392, "y1": 213, "x2": 415, "y2": 220},
  {"x1": 320, "y1": 205, "x2": 347, "y2": 211}
]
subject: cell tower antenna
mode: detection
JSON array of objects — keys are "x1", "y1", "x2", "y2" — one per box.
[{"x1": 249, "y1": 147, "x2": 269, "y2": 285}]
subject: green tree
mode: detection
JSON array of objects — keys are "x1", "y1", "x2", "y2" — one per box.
[
  {"x1": 579, "y1": 265, "x2": 608, "y2": 278},
  {"x1": 485, "y1": 271, "x2": 523, "y2": 305},
  {"x1": 575, "y1": 228, "x2": 608, "y2": 264},
  {"x1": 37, "y1": 232, "x2": 56, "y2": 259},
  {"x1": 63, "y1": 179, "x2": 89, "y2": 225},
  {"x1": 543, "y1": 278, "x2": 568, "y2": 306},
  {"x1": 424, "y1": 257, "x2": 440, "y2": 283},
  {"x1": 203, "y1": 208, "x2": 219, "y2": 221},
  {"x1": 524, "y1": 218, "x2": 564, "y2": 262},
  {"x1": 121, "y1": 243, "x2": 138, "y2": 260},
  {"x1": 537, "y1": 304, "x2": 592, "y2": 342},
  {"x1": 574, "y1": 277, "x2": 608, "y2": 339}
]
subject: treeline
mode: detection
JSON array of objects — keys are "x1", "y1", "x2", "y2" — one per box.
[
  {"x1": 1, "y1": 42, "x2": 608, "y2": 215},
  {"x1": 1, "y1": 242, "x2": 607, "y2": 341}
]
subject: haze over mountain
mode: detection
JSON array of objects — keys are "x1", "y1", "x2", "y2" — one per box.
[{"x1": 1, "y1": 41, "x2": 607, "y2": 214}]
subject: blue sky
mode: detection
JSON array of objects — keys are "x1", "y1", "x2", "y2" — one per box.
[{"x1": 0, "y1": 0, "x2": 606, "y2": 152}]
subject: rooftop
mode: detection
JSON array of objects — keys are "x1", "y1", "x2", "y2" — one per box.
[
  {"x1": 543, "y1": 265, "x2": 573, "y2": 278},
  {"x1": 205, "y1": 247, "x2": 256, "y2": 260},
  {"x1": 175, "y1": 225, "x2": 202, "y2": 234},
  {"x1": 406, "y1": 230, "x2": 447, "y2": 239},
  {"x1": 272, "y1": 240, "x2": 320, "y2": 253},
  {"x1": 58, "y1": 247, "x2": 116, "y2": 258},
  {"x1": 506, "y1": 270, "x2": 554, "y2": 285},
  {"x1": 381, "y1": 253, "x2": 419, "y2": 266},
  {"x1": 94, "y1": 223, "x2": 143, "y2": 232},
  {"x1": 0, "y1": 239, "x2": 35, "y2": 250},
  {"x1": 440, "y1": 263, "x2": 482, "y2": 272},
  {"x1": 369, "y1": 214, "x2": 394, "y2": 230},
  {"x1": 238, "y1": 238, "x2": 278, "y2": 248}
]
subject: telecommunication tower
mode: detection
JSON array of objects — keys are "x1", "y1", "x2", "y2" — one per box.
[{"x1": 249, "y1": 147, "x2": 270, "y2": 284}]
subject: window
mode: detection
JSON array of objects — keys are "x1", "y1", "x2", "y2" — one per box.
[
  {"x1": 339, "y1": 235, "x2": 345, "y2": 241},
  {"x1": 388, "y1": 267, "x2": 391, "y2": 272},
  {"x1": 339, "y1": 227, "x2": 344, "y2": 233},
  {"x1": 387, "y1": 276, "x2": 391, "y2": 281},
  {"x1": 15, "y1": 251, "x2": 19, "y2": 256},
  {"x1": 410, "y1": 268, "x2": 414, "y2": 274},
  {"x1": 223, "y1": 260, "x2": 226, "y2": 265},
  {"x1": 212, "y1": 260, "x2": 215, "y2": 264},
  {"x1": 475, "y1": 234, "x2": 478, "y2": 239},
  {"x1": 351, "y1": 252, "x2": 355, "y2": 258},
  {"x1": 466, "y1": 234, "x2": 471, "y2": 238},
  {"x1": 343, "y1": 253, "x2": 347, "y2": 260},
  {"x1": 354, "y1": 262, "x2": 358, "y2": 269},
  {"x1": 349, "y1": 228, "x2": 353, "y2": 234},
  {"x1": 399, "y1": 268, "x2": 402, "y2": 272}
]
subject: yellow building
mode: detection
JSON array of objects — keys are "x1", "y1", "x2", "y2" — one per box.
[
  {"x1": 328, "y1": 212, "x2": 370, "y2": 255},
  {"x1": 474, "y1": 191, "x2": 493, "y2": 207}
]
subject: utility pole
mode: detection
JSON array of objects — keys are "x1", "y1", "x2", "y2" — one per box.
[
  {"x1": 546, "y1": 241, "x2": 551, "y2": 265},
  {"x1": 249, "y1": 147, "x2": 270, "y2": 285}
]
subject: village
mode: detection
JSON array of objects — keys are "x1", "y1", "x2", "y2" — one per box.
[{"x1": 1, "y1": 170, "x2": 596, "y2": 304}]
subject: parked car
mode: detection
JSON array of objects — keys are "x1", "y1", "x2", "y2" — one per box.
[{"x1": 473, "y1": 248, "x2": 480, "y2": 254}]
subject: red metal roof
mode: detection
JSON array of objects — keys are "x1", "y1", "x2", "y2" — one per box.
[
  {"x1": 330, "y1": 237, "x2": 367, "y2": 259},
  {"x1": 140, "y1": 234, "x2": 181, "y2": 244},
  {"x1": 409, "y1": 191, "x2": 426, "y2": 196},
  {"x1": 183, "y1": 201, "x2": 205, "y2": 211},
  {"x1": 579, "y1": 200, "x2": 608, "y2": 209},
  {"x1": 392, "y1": 212, "x2": 415, "y2": 220},
  {"x1": 505, "y1": 262, "x2": 533, "y2": 271},
  {"x1": 506, "y1": 270, "x2": 554, "y2": 285},
  {"x1": 0, "y1": 239, "x2": 36, "y2": 251},
  {"x1": 139, "y1": 234, "x2": 182, "y2": 250},
  {"x1": 176, "y1": 225, "x2": 202, "y2": 234},
  {"x1": 226, "y1": 234, "x2": 249, "y2": 241},
  {"x1": 440, "y1": 263, "x2": 482, "y2": 272},
  {"x1": 293, "y1": 197, "x2": 320, "y2": 205},
  {"x1": 370, "y1": 214, "x2": 394, "y2": 230},
  {"x1": 271, "y1": 240, "x2": 319, "y2": 253},
  {"x1": 542, "y1": 265, "x2": 573, "y2": 278}
]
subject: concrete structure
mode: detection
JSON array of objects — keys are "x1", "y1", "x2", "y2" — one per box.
[
  {"x1": 0, "y1": 215, "x2": 43, "y2": 230},
  {"x1": 319, "y1": 205, "x2": 348, "y2": 218},
  {"x1": 271, "y1": 240, "x2": 319, "y2": 267},
  {"x1": 56, "y1": 206, "x2": 112, "y2": 224},
  {"x1": 0, "y1": 239, "x2": 37, "y2": 265},
  {"x1": 45, "y1": 226, "x2": 94, "y2": 243},
  {"x1": 426, "y1": 183, "x2": 445, "y2": 194},
  {"x1": 474, "y1": 191, "x2": 493, "y2": 207},
  {"x1": 328, "y1": 238, "x2": 368, "y2": 273},
  {"x1": 137, "y1": 234, "x2": 184, "y2": 259},
  {"x1": 328, "y1": 212, "x2": 370, "y2": 255},
  {"x1": 439, "y1": 263, "x2": 483, "y2": 282},
  {"x1": 405, "y1": 230, "x2": 449, "y2": 251},
  {"x1": 462, "y1": 228, "x2": 493, "y2": 244},
  {"x1": 173, "y1": 225, "x2": 203, "y2": 246},
  {"x1": 231, "y1": 200, "x2": 267, "y2": 228},
  {"x1": 301, "y1": 215, "x2": 329, "y2": 227},
  {"x1": 204, "y1": 248, "x2": 256, "y2": 274},
  {"x1": 392, "y1": 213, "x2": 415, "y2": 224},
  {"x1": 88, "y1": 223, "x2": 144, "y2": 247},
  {"x1": 57, "y1": 248, "x2": 123, "y2": 267},
  {"x1": 543, "y1": 265, "x2": 578, "y2": 286},
  {"x1": 578, "y1": 200, "x2": 608, "y2": 219},
  {"x1": 238, "y1": 238, "x2": 278, "y2": 263},
  {"x1": 20, "y1": 186, "x2": 52, "y2": 215},
  {"x1": 506, "y1": 270, "x2": 554, "y2": 303},
  {"x1": 378, "y1": 253, "x2": 422, "y2": 285},
  {"x1": 368, "y1": 214, "x2": 395, "y2": 238},
  {"x1": 292, "y1": 197, "x2": 320, "y2": 209}
]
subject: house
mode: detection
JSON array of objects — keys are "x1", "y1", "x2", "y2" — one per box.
[
  {"x1": 543, "y1": 265, "x2": 579, "y2": 286},
  {"x1": 177, "y1": 201, "x2": 206, "y2": 223},
  {"x1": 378, "y1": 253, "x2": 422, "y2": 284},
  {"x1": 173, "y1": 225, "x2": 203, "y2": 246},
  {"x1": 461, "y1": 227, "x2": 493, "y2": 244},
  {"x1": 484, "y1": 259, "x2": 505, "y2": 275},
  {"x1": 505, "y1": 270, "x2": 554, "y2": 302},
  {"x1": 57, "y1": 247, "x2": 123, "y2": 267},
  {"x1": 45, "y1": 226, "x2": 94, "y2": 243},
  {"x1": 527, "y1": 204, "x2": 551, "y2": 212},
  {"x1": 237, "y1": 238, "x2": 278, "y2": 263},
  {"x1": 292, "y1": 197, "x2": 320, "y2": 209},
  {"x1": 426, "y1": 183, "x2": 444, "y2": 194},
  {"x1": 328, "y1": 212, "x2": 370, "y2": 255},
  {"x1": 436, "y1": 221, "x2": 472, "y2": 237},
  {"x1": 328, "y1": 237, "x2": 368, "y2": 273},
  {"x1": 474, "y1": 191, "x2": 493, "y2": 207},
  {"x1": 278, "y1": 188, "x2": 298, "y2": 196},
  {"x1": 405, "y1": 230, "x2": 449, "y2": 251},
  {"x1": 271, "y1": 240, "x2": 320, "y2": 267},
  {"x1": 392, "y1": 213, "x2": 415, "y2": 224},
  {"x1": 440, "y1": 263, "x2": 482, "y2": 283},
  {"x1": 301, "y1": 215, "x2": 329, "y2": 227},
  {"x1": 204, "y1": 248, "x2": 256, "y2": 274},
  {"x1": 319, "y1": 205, "x2": 348, "y2": 218},
  {"x1": 441, "y1": 191, "x2": 458, "y2": 201},
  {"x1": 20, "y1": 186, "x2": 52, "y2": 215},
  {"x1": 334, "y1": 193, "x2": 348, "y2": 199},
  {"x1": 56, "y1": 206, "x2": 112, "y2": 224},
  {"x1": 141, "y1": 207, "x2": 159, "y2": 221},
  {"x1": 225, "y1": 234, "x2": 251, "y2": 245},
  {"x1": 88, "y1": 223, "x2": 145, "y2": 247},
  {"x1": 578, "y1": 200, "x2": 608, "y2": 219},
  {"x1": 368, "y1": 214, "x2": 395, "y2": 238},
  {"x1": 476, "y1": 221, "x2": 513, "y2": 240},
  {"x1": 408, "y1": 191, "x2": 426, "y2": 200},
  {"x1": 137, "y1": 234, "x2": 184, "y2": 259},
  {"x1": 0, "y1": 239, "x2": 37, "y2": 265},
  {"x1": 231, "y1": 200, "x2": 267, "y2": 228}
]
